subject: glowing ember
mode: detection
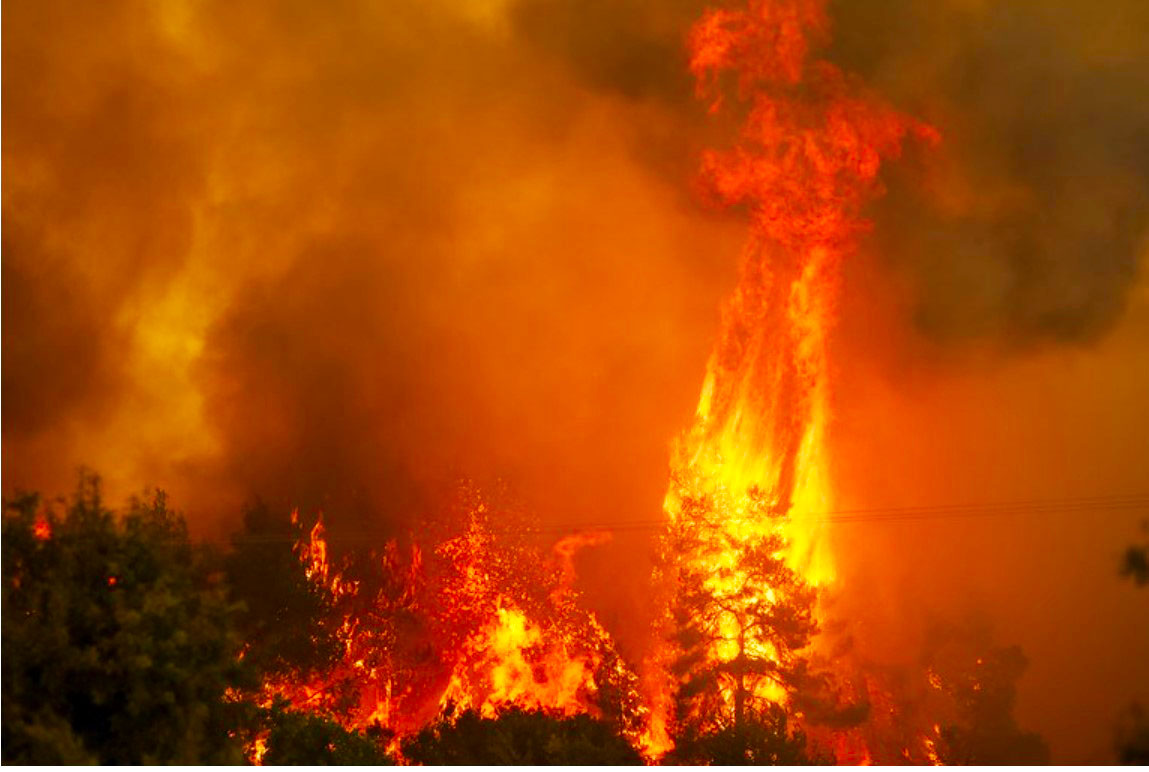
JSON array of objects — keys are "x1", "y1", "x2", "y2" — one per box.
[{"x1": 32, "y1": 517, "x2": 52, "y2": 541}]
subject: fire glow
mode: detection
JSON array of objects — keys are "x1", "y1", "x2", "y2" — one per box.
[
  {"x1": 649, "y1": 0, "x2": 936, "y2": 752},
  {"x1": 245, "y1": 489, "x2": 645, "y2": 761},
  {"x1": 237, "y1": 0, "x2": 951, "y2": 763}
]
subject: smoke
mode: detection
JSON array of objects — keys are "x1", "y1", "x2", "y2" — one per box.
[
  {"x1": 828, "y1": 0, "x2": 1149, "y2": 347},
  {"x1": 3, "y1": 0, "x2": 743, "y2": 537},
  {"x1": 16, "y1": 2, "x2": 1143, "y2": 524},
  {"x1": 5, "y1": 0, "x2": 1148, "y2": 761},
  {"x1": 816, "y1": 8, "x2": 1149, "y2": 755},
  {"x1": 516, "y1": 0, "x2": 1149, "y2": 349},
  {"x1": 3, "y1": 0, "x2": 207, "y2": 439}
]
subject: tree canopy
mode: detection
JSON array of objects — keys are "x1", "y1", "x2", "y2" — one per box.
[
  {"x1": 225, "y1": 500, "x2": 342, "y2": 677},
  {"x1": 260, "y1": 702, "x2": 394, "y2": 765},
  {"x1": 663, "y1": 485, "x2": 823, "y2": 742},
  {"x1": 401, "y1": 705, "x2": 643, "y2": 765},
  {"x1": 1120, "y1": 522, "x2": 1149, "y2": 587},
  {"x1": 920, "y1": 622, "x2": 1050, "y2": 765},
  {"x1": 2, "y1": 476, "x2": 248, "y2": 764},
  {"x1": 667, "y1": 702, "x2": 825, "y2": 765}
]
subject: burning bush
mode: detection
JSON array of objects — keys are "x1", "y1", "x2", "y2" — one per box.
[{"x1": 228, "y1": 481, "x2": 645, "y2": 761}]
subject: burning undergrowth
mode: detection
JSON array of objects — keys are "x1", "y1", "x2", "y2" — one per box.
[
  {"x1": 231, "y1": 482, "x2": 644, "y2": 762},
  {"x1": 226, "y1": 480, "x2": 1046, "y2": 764},
  {"x1": 5, "y1": 473, "x2": 1048, "y2": 764}
]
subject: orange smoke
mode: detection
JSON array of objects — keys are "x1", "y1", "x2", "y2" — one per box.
[{"x1": 552, "y1": 531, "x2": 612, "y2": 594}]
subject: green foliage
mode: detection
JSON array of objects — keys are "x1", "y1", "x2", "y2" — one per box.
[
  {"x1": 924, "y1": 627, "x2": 1049, "y2": 765},
  {"x1": 1116, "y1": 703, "x2": 1149, "y2": 765},
  {"x1": 667, "y1": 703, "x2": 824, "y2": 765},
  {"x1": 1120, "y1": 522, "x2": 1149, "y2": 586},
  {"x1": 401, "y1": 705, "x2": 643, "y2": 765},
  {"x1": 2, "y1": 707, "x2": 97, "y2": 764},
  {"x1": 261, "y1": 702, "x2": 394, "y2": 765},
  {"x1": 224, "y1": 501, "x2": 340, "y2": 677},
  {"x1": 1118, "y1": 532, "x2": 1148, "y2": 763},
  {"x1": 1, "y1": 474, "x2": 249, "y2": 764}
]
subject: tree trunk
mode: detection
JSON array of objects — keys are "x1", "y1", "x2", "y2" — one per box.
[{"x1": 734, "y1": 624, "x2": 746, "y2": 731}]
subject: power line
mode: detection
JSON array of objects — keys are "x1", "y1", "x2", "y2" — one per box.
[
  {"x1": 222, "y1": 492, "x2": 1149, "y2": 543},
  {"x1": 502, "y1": 492, "x2": 1149, "y2": 534}
]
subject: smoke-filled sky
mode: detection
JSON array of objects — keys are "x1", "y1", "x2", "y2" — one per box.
[{"x1": 4, "y1": 0, "x2": 1148, "y2": 761}]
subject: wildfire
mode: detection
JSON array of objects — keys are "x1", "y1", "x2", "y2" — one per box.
[
  {"x1": 243, "y1": 486, "x2": 643, "y2": 762},
  {"x1": 440, "y1": 602, "x2": 597, "y2": 718},
  {"x1": 236, "y1": 1, "x2": 961, "y2": 765},
  {"x1": 648, "y1": 0, "x2": 936, "y2": 758}
]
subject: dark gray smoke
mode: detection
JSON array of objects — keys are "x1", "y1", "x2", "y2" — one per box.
[
  {"x1": 829, "y1": 0, "x2": 1149, "y2": 347},
  {"x1": 513, "y1": 0, "x2": 1149, "y2": 349}
]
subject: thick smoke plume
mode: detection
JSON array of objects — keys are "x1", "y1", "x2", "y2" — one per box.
[
  {"x1": 829, "y1": 0, "x2": 1149, "y2": 347},
  {"x1": 519, "y1": 0, "x2": 1149, "y2": 348},
  {"x1": 10, "y1": 0, "x2": 1145, "y2": 527},
  {"x1": 5, "y1": 0, "x2": 1148, "y2": 762},
  {"x1": 3, "y1": 0, "x2": 743, "y2": 539}
]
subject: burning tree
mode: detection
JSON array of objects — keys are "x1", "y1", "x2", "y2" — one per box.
[
  {"x1": 429, "y1": 487, "x2": 643, "y2": 734},
  {"x1": 660, "y1": 484, "x2": 830, "y2": 763},
  {"x1": 645, "y1": 0, "x2": 936, "y2": 760},
  {"x1": 665, "y1": 484, "x2": 818, "y2": 733},
  {"x1": 923, "y1": 623, "x2": 1050, "y2": 765},
  {"x1": 225, "y1": 501, "x2": 343, "y2": 679}
]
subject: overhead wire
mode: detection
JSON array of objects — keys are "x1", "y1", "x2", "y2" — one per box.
[
  {"x1": 218, "y1": 492, "x2": 1149, "y2": 544},
  {"x1": 504, "y1": 492, "x2": 1149, "y2": 535}
]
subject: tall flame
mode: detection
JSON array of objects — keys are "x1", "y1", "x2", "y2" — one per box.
[
  {"x1": 240, "y1": 2, "x2": 944, "y2": 763},
  {"x1": 648, "y1": 0, "x2": 936, "y2": 755}
]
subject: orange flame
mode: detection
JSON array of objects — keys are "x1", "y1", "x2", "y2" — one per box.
[
  {"x1": 245, "y1": 490, "x2": 642, "y2": 761},
  {"x1": 646, "y1": 0, "x2": 936, "y2": 756},
  {"x1": 440, "y1": 601, "x2": 600, "y2": 718},
  {"x1": 237, "y1": 3, "x2": 951, "y2": 763}
]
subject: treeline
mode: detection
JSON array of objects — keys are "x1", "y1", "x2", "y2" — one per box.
[
  {"x1": 7, "y1": 474, "x2": 1139, "y2": 764},
  {"x1": 1, "y1": 475, "x2": 649, "y2": 765}
]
